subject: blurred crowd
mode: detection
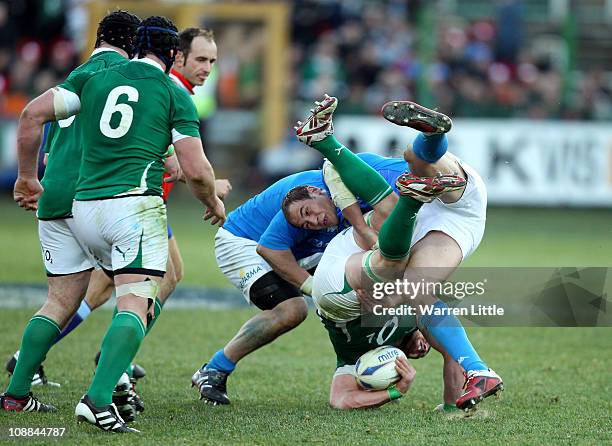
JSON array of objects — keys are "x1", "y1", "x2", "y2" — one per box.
[
  {"x1": 1, "y1": 0, "x2": 611, "y2": 121},
  {"x1": 290, "y1": 0, "x2": 612, "y2": 120},
  {"x1": 0, "y1": 0, "x2": 83, "y2": 117}
]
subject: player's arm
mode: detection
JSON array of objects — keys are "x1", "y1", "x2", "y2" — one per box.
[
  {"x1": 329, "y1": 357, "x2": 415, "y2": 410},
  {"x1": 255, "y1": 245, "x2": 312, "y2": 292},
  {"x1": 14, "y1": 87, "x2": 80, "y2": 210},
  {"x1": 171, "y1": 88, "x2": 225, "y2": 224},
  {"x1": 342, "y1": 204, "x2": 378, "y2": 250},
  {"x1": 173, "y1": 136, "x2": 225, "y2": 225},
  {"x1": 215, "y1": 179, "x2": 232, "y2": 200},
  {"x1": 163, "y1": 149, "x2": 182, "y2": 183},
  {"x1": 257, "y1": 212, "x2": 314, "y2": 293},
  {"x1": 163, "y1": 151, "x2": 231, "y2": 200},
  {"x1": 323, "y1": 160, "x2": 377, "y2": 249}
]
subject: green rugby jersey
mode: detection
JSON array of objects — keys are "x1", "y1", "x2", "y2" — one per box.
[
  {"x1": 60, "y1": 57, "x2": 200, "y2": 200},
  {"x1": 37, "y1": 49, "x2": 127, "y2": 219},
  {"x1": 321, "y1": 313, "x2": 417, "y2": 368}
]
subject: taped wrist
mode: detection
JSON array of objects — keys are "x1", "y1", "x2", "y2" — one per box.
[
  {"x1": 387, "y1": 384, "x2": 403, "y2": 401},
  {"x1": 322, "y1": 160, "x2": 357, "y2": 210},
  {"x1": 300, "y1": 275, "x2": 314, "y2": 296}
]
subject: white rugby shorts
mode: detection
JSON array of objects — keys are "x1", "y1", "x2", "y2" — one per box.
[
  {"x1": 215, "y1": 227, "x2": 322, "y2": 303},
  {"x1": 38, "y1": 218, "x2": 95, "y2": 276},
  {"x1": 71, "y1": 196, "x2": 168, "y2": 276},
  {"x1": 313, "y1": 159, "x2": 487, "y2": 320}
]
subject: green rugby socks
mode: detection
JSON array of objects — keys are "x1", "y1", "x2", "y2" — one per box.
[
  {"x1": 6, "y1": 316, "x2": 60, "y2": 398},
  {"x1": 311, "y1": 134, "x2": 422, "y2": 260},
  {"x1": 378, "y1": 196, "x2": 422, "y2": 260},
  {"x1": 311, "y1": 135, "x2": 392, "y2": 206},
  {"x1": 87, "y1": 311, "x2": 145, "y2": 407}
]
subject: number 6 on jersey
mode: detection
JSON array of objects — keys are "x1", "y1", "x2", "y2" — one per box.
[{"x1": 99, "y1": 86, "x2": 139, "y2": 138}]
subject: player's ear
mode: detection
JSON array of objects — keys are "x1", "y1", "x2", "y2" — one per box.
[
  {"x1": 305, "y1": 186, "x2": 320, "y2": 195},
  {"x1": 174, "y1": 50, "x2": 184, "y2": 67}
]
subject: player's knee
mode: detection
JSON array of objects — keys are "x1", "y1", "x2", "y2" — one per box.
[
  {"x1": 86, "y1": 286, "x2": 113, "y2": 309},
  {"x1": 38, "y1": 301, "x2": 73, "y2": 328}
]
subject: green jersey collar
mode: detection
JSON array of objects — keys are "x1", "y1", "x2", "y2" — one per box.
[
  {"x1": 133, "y1": 57, "x2": 164, "y2": 72},
  {"x1": 91, "y1": 47, "x2": 122, "y2": 57}
]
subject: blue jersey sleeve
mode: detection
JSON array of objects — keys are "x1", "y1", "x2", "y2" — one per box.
[{"x1": 258, "y1": 211, "x2": 305, "y2": 250}]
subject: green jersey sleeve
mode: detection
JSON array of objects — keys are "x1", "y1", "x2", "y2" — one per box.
[
  {"x1": 59, "y1": 69, "x2": 95, "y2": 96},
  {"x1": 171, "y1": 87, "x2": 200, "y2": 140}
]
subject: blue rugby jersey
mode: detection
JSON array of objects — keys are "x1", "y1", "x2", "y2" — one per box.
[{"x1": 223, "y1": 153, "x2": 408, "y2": 260}]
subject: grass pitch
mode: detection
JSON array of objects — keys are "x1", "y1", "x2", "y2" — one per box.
[
  {"x1": 0, "y1": 198, "x2": 611, "y2": 444},
  {"x1": 1, "y1": 197, "x2": 612, "y2": 286},
  {"x1": 0, "y1": 309, "x2": 611, "y2": 445}
]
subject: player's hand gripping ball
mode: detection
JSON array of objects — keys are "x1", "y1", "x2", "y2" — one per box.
[{"x1": 355, "y1": 346, "x2": 407, "y2": 390}]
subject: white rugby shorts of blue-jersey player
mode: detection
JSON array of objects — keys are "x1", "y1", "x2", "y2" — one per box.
[
  {"x1": 218, "y1": 176, "x2": 350, "y2": 309},
  {"x1": 216, "y1": 153, "x2": 402, "y2": 310}
]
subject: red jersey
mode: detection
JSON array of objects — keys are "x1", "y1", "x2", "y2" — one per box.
[{"x1": 163, "y1": 69, "x2": 196, "y2": 202}]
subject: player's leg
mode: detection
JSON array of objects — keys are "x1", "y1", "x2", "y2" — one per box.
[
  {"x1": 383, "y1": 103, "x2": 503, "y2": 408},
  {"x1": 159, "y1": 230, "x2": 182, "y2": 304},
  {"x1": 192, "y1": 229, "x2": 308, "y2": 405},
  {"x1": 167, "y1": 234, "x2": 184, "y2": 293},
  {"x1": 382, "y1": 100, "x2": 467, "y2": 203},
  {"x1": 362, "y1": 188, "x2": 501, "y2": 408},
  {"x1": 296, "y1": 95, "x2": 395, "y2": 212},
  {"x1": 3, "y1": 218, "x2": 93, "y2": 408},
  {"x1": 345, "y1": 172, "x2": 464, "y2": 287},
  {"x1": 224, "y1": 286, "x2": 308, "y2": 361},
  {"x1": 194, "y1": 274, "x2": 308, "y2": 405},
  {"x1": 50, "y1": 269, "x2": 113, "y2": 346},
  {"x1": 83, "y1": 269, "x2": 115, "y2": 310},
  {"x1": 406, "y1": 232, "x2": 502, "y2": 409},
  {"x1": 86, "y1": 264, "x2": 147, "y2": 420},
  {"x1": 86, "y1": 273, "x2": 159, "y2": 402},
  {"x1": 2, "y1": 273, "x2": 91, "y2": 413},
  {"x1": 89, "y1": 267, "x2": 148, "y2": 379},
  {"x1": 2, "y1": 219, "x2": 93, "y2": 412},
  {"x1": 297, "y1": 96, "x2": 462, "y2": 234},
  {"x1": 144, "y1": 230, "x2": 181, "y2": 334},
  {"x1": 7, "y1": 268, "x2": 112, "y2": 385},
  {"x1": 343, "y1": 190, "x2": 500, "y2": 409},
  {"x1": 73, "y1": 196, "x2": 166, "y2": 433},
  {"x1": 225, "y1": 275, "x2": 308, "y2": 358}
]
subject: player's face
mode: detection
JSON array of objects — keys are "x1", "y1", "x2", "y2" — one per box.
[
  {"x1": 287, "y1": 193, "x2": 339, "y2": 230},
  {"x1": 401, "y1": 330, "x2": 431, "y2": 359},
  {"x1": 176, "y1": 36, "x2": 217, "y2": 86}
]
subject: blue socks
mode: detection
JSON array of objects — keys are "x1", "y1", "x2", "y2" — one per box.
[
  {"x1": 206, "y1": 349, "x2": 236, "y2": 374},
  {"x1": 53, "y1": 300, "x2": 91, "y2": 344},
  {"x1": 413, "y1": 133, "x2": 448, "y2": 163},
  {"x1": 420, "y1": 300, "x2": 487, "y2": 372}
]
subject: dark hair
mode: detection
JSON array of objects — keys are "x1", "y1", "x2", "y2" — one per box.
[
  {"x1": 95, "y1": 10, "x2": 141, "y2": 58},
  {"x1": 281, "y1": 186, "x2": 314, "y2": 220},
  {"x1": 178, "y1": 28, "x2": 215, "y2": 60},
  {"x1": 136, "y1": 16, "x2": 179, "y2": 73}
]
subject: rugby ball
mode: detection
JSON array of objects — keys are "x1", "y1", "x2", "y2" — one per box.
[{"x1": 355, "y1": 346, "x2": 406, "y2": 390}]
